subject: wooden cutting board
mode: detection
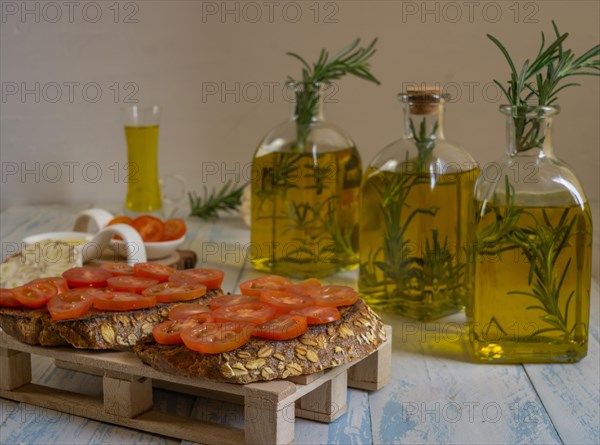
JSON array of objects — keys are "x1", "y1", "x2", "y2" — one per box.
[{"x1": 87, "y1": 249, "x2": 197, "y2": 270}]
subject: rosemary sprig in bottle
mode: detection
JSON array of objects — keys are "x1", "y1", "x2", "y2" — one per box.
[
  {"x1": 287, "y1": 38, "x2": 380, "y2": 150},
  {"x1": 488, "y1": 21, "x2": 599, "y2": 152}
]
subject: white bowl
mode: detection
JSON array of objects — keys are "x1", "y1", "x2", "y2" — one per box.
[{"x1": 109, "y1": 236, "x2": 185, "y2": 260}]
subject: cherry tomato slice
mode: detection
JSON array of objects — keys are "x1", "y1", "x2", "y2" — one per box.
[
  {"x1": 212, "y1": 302, "x2": 276, "y2": 325},
  {"x1": 63, "y1": 267, "x2": 112, "y2": 288},
  {"x1": 107, "y1": 216, "x2": 133, "y2": 226},
  {"x1": 107, "y1": 216, "x2": 133, "y2": 240},
  {"x1": 93, "y1": 291, "x2": 157, "y2": 311},
  {"x1": 152, "y1": 315, "x2": 212, "y2": 345},
  {"x1": 142, "y1": 282, "x2": 207, "y2": 303},
  {"x1": 239, "y1": 275, "x2": 291, "y2": 296},
  {"x1": 29, "y1": 277, "x2": 69, "y2": 294},
  {"x1": 0, "y1": 288, "x2": 21, "y2": 307},
  {"x1": 281, "y1": 278, "x2": 322, "y2": 296},
  {"x1": 180, "y1": 322, "x2": 253, "y2": 354},
  {"x1": 169, "y1": 269, "x2": 224, "y2": 290},
  {"x1": 12, "y1": 281, "x2": 59, "y2": 308},
  {"x1": 252, "y1": 314, "x2": 308, "y2": 340},
  {"x1": 208, "y1": 294, "x2": 259, "y2": 311},
  {"x1": 259, "y1": 290, "x2": 315, "y2": 314},
  {"x1": 311, "y1": 285, "x2": 359, "y2": 307},
  {"x1": 107, "y1": 276, "x2": 159, "y2": 294},
  {"x1": 133, "y1": 263, "x2": 175, "y2": 283},
  {"x1": 131, "y1": 215, "x2": 165, "y2": 242},
  {"x1": 47, "y1": 290, "x2": 96, "y2": 321},
  {"x1": 99, "y1": 263, "x2": 134, "y2": 277},
  {"x1": 169, "y1": 303, "x2": 212, "y2": 320},
  {"x1": 290, "y1": 306, "x2": 341, "y2": 325},
  {"x1": 163, "y1": 218, "x2": 187, "y2": 241}
]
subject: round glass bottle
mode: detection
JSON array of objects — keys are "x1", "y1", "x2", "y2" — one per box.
[
  {"x1": 251, "y1": 82, "x2": 362, "y2": 278},
  {"x1": 359, "y1": 87, "x2": 479, "y2": 320},
  {"x1": 469, "y1": 105, "x2": 592, "y2": 363}
]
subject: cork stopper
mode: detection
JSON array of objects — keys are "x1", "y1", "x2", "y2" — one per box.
[{"x1": 403, "y1": 86, "x2": 444, "y2": 115}]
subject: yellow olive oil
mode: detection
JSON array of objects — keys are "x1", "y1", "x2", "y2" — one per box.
[
  {"x1": 251, "y1": 147, "x2": 361, "y2": 278},
  {"x1": 469, "y1": 203, "x2": 592, "y2": 363},
  {"x1": 125, "y1": 125, "x2": 162, "y2": 212},
  {"x1": 359, "y1": 167, "x2": 479, "y2": 320}
]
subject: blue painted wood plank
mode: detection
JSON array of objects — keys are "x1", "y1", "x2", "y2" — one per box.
[
  {"x1": 295, "y1": 388, "x2": 373, "y2": 445},
  {"x1": 0, "y1": 402, "x2": 180, "y2": 445},
  {"x1": 523, "y1": 281, "x2": 600, "y2": 445},
  {"x1": 369, "y1": 312, "x2": 562, "y2": 445},
  {"x1": 1, "y1": 204, "x2": 92, "y2": 261}
]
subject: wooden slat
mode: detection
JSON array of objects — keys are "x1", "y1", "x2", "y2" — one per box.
[{"x1": 1, "y1": 383, "x2": 245, "y2": 445}]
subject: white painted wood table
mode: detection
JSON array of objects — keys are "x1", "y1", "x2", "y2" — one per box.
[{"x1": 1, "y1": 204, "x2": 598, "y2": 445}]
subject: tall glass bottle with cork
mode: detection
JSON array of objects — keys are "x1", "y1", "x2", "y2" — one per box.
[{"x1": 359, "y1": 87, "x2": 479, "y2": 320}]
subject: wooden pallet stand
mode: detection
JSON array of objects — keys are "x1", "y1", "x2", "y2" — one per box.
[{"x1": 0, "y1": 326, "x2": 391, "y2": 445}]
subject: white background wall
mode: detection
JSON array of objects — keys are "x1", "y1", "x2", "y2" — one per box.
[{"x1": 1, "y1": 1, "x2": 598, "y2": 227}]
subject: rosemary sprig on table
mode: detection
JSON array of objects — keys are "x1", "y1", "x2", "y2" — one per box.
[
  {"x1": 287, "y1": 38, "x2": 380, "y2": 149},
  {"x1": 188, "y1": 181, "x2": 245, "y2": 220},
  {"x1": 488, "y1": 21, "x2": 599, "y2": 152}
]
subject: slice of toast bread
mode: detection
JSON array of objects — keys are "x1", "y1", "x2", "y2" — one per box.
[
  {"x1": 0, "y1": 288, "x2": 224, "y2": 349},
  {"x1": 134, "y1": 298, "x2": 387, "y2": 384}
]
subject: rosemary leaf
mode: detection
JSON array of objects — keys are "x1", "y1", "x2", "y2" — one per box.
[{"x1": 188, "y1": 181, "x2": 246, "y2": 221}]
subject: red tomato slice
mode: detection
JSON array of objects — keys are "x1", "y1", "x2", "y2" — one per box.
[
  {"x1": 131, "y1": 215, "x2": 165, "y2": 242},
  {"x1": 93, "y1": 291, "x2": 157, "y2": 311},
  {"x1": 12, "y1": 280, "x2": 60, "y2": 308},
  {"x1": 0, "y1": 288, "x2": 21, "y2": 307},
  {"x1": 281, "y1": 278, "x2": 322, "y2": 296},
  {"x1": 107, "y1": 276, "x2": 159, "y2": 294},
  {"x1": 208, "y1": 294, "x2": 259, "y2": 311},
  {"x1": 47, "y1": 290, "x2": 96, "y2": 321},
  {"x1": 107, "y1": 216, "x2": 133, "y2": 240},
  {"x1": 142, "y1": 282, "x2": 207, "y2": 303},
  {"x1": 63, "y1": 267, "x2": 112, "y2": 288},
  {"x1": 239, "y1": 275, "x2": 291, "y2": 296},
  {"x1": 252, "y1": 314, "x2": 308, "y2": 340},
  {"x1": 133, "y1": 263, "x2": 175, "y2": 283},
  {"x1": 259, "y1": 290, "x2": 314, "y2": 314},
  {"x1": 169, "y1": 303, "x2": 212, "y2": 320},
  {"x1": 99, "y1": 263, "x2": 134, "y2": 277},
  {"x1": 311, "y1": 285, "x2": 359, "y2": 307},
  {"x1": 180, "y1": 322, "x2": 253, "y2": 354},
  {"x1": 108, "y1": 216, "x2": 133, "y2": 226},
  {"x1": 212, "y1": 302, "x2": 276, "y2": 325},
  {"x1": 290, "y1": 306, "x2": 341, "y2": 324},
  {"x1": 29, "y1": 277, "x2": 69, "y2": 294},
  {"x1": 163, "y1": 218, "x2": 187, "y2": 241},
  {"x1": 169, "y1": 269, "x2": 224, "y2": 290},
  {"x1": 152, "y1": 315, "x2": 212, "y2": 345}
]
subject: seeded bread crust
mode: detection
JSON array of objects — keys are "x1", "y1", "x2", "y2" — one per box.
[
  {"x1": 0, "y1": 288, "x2": 224, "y2": 350},
  {"x1": 134, "y1": 298, "x2": 386, "y2": 384}
]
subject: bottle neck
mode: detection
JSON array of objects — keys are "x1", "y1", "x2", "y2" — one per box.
[
  {"x1": 505, "y1": 112, "x2": 555, "y2": 157},
  {"x1": 403, "y1": 101, "x2": 445, "y2": 141},
  {"x1": 290, "y1": 82, "x2": 325, "y2": 122}
]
